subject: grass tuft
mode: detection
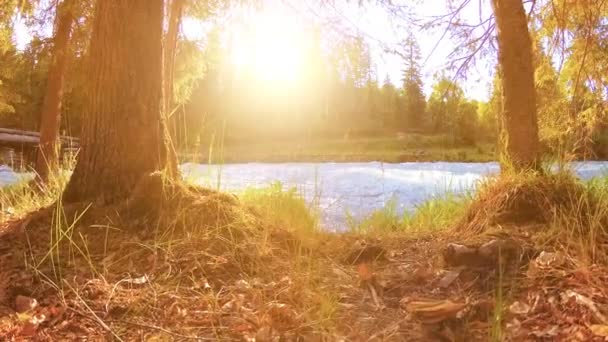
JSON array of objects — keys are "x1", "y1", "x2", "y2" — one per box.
[
  {"x1": 457, "y1": 169, "x2": 608, "y2": 262},
  {"x1": 349, "y1": 193, "x2": 470, "y2": 234},
  {"x1": 241, "y1": 181, "x2": 319, "y2": 235}
]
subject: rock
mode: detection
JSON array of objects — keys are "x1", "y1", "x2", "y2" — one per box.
[
  {"x1": 15, "y1": 295, "x2": 37, "y2": 313},
  {"x1": 443, "y1": 243, "x2": 478, "y2": 267},
  {"x1": 444, "y1": 239, "x2": 522, "y2": 268}
]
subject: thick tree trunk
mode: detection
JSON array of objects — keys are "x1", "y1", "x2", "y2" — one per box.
[
  {"x1": 35, "y1": 0, "x2": 73, "y2": 182},
  {"x1": 63, "y1": 0, "x2": 165, "y2": 203},
  {"x1": 162, "y1": 0, "x2": 185, "y2": 178},
  {"x1": 491, "y1": 0, "x2": 540, "y2": 170}
]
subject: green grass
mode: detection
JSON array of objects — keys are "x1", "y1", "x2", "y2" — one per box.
[
  {"x1": 347, "y1": 192, "x2": 471, "y2": 234},
  {"x1": 0, "y1": 169, "x2": 71, "y2": 220},
  {"x1": 240, "y1": 181, "x2": 319, "y2": 234},
  {"x1": 182, "y1": 135, "x2": 496, "y2": 163}
]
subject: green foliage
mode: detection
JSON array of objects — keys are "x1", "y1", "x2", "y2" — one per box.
[
  {"x1": 427, "y1": 76, "x2": 479, "y2": 145},
  {"x1": 0, "y1": 0, "x2": 93, "y2": 133},
  {"x1": 173, "y1": 40, "x2": 206, "y2": 106},
  {"x1": 400, "y1": 34, "x2": 426, "y2": 131},
  {"x1": 428, "y1": 76, "x2": 464, "y2": 133}
]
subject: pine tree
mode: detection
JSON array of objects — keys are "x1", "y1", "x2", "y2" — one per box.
[
  {"x1": 491, "y1": 0, "x2": 540, "y2": 170},
  {"x1": 36, "y1": 0, "x2": 74, "y2": 182},
  {"x1": 381, "y1": 74, "x2": 397, "y2": 127},
  {"x1": 400, "y1": 34, "x2": 426, "y2": 131},
  {"x1": 63, "y1": 0, "x2": 168, "y2": 203}
]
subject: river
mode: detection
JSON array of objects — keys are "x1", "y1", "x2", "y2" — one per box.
[
  {"x1": 181, "y1": 161, "x2": 608, "y2": 230},
  {"x1": 3, "y1": 162, "x2": 608, "y2": 229}
]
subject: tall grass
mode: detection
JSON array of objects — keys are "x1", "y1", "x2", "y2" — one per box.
[
  {"x1": 241, "y1": 181, "x2": 318, "y2": 235},
  {"x1": 348, "y1": 193, "x2": 471, "y2": 234},
  {"x1": 0, "y1": 154, "x2": 74, "y2": 219}
]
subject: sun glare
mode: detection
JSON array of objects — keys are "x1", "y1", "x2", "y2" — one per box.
[{"x1": 230, "y1": 8, "x2": 307, "y2": 83}]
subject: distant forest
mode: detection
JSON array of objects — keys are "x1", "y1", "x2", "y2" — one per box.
[{"x1": 1, "y1": 1, "x2": 607, "y2": 159}]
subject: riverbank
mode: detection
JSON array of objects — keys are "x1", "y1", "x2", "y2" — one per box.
[
  {"x1": 184, "y1": 135, "x2": 496, "y2": 163},
  {"x1": 1, "y1": 171, "x2": 607, "y2": 340}
]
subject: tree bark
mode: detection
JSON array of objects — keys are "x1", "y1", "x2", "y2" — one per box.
[
  {"x1": 35, "y1": 0, "x2": 74, "y2": 182},
  {"x1": 491, "y1": 0, "x2": 540, "y2": 170},
  {"x1": 162, "y1": 0, "x2": 185, "y2": 178},
  {"x1": 63, "y1": 0, "x2": 165, "y2": 203}
]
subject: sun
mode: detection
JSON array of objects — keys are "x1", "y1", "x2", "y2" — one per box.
[{"x1": 230, "y1": 8, "x2": 307, "y2": 83}]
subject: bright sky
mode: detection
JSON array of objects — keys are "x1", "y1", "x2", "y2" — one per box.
[
  {"x1": 182, "y1": 0, "x2": 496, "y2": 101},
  {"x1": 14, "y1": 0, "x2": 495, "y2": 101}
]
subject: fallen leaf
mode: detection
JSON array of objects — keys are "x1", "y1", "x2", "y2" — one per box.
[
  {"x1": 405, "y1": 298, "x2": 468, "y2": 324},
  {"x1": 562, "y1": 290, "x2": 608, "y2": 324},
  {"x1": 530, "y1": 325, "x2": 559, "y2": 338},
  {"x1": 590, "y1": 324, "x2": 608, "y2": 337},
  {"x1": 534, "y1": 251, "x2": 565, "y2": 268},
  {"x1": 357, "y1": 263, "x2": 374, "y2": 282},
  {"x1": 15, "y1": 295, "x2": 37, "y2": 313},
  {"x1": 235, "y1": 279, "x2": 250, "y2": 291},
  {"x1": 19, "y1": 322, "x2": 38, "y2": 337},
  {"x1": 264, "y1": 303, "x2": 298, "y2": 332},
  {"x1": 30, "y1": 313, "x2": 46, "y2": 325},
  {"x1": 509, "y1": 301, "x2": 531, "y2": 315},
  {"x1": 332, "y1": 266, "x2": 351, "y2": 280},
  {"x1": 438, "y1": 267, "x2": 464, "y2": 289},
  {"x1": 506, "y1": 318, "x2": 522, "y2": 334},
  {"x1": 124, "y1": 275, "x2": 149, "y2": 286}
]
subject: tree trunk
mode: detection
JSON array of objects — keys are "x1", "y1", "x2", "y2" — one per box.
[
  {"x1": 162, "y1": 0, "x2": 185, "y2": 178},
  {"x1": 63, "y1": 0, "x2": 165, "y2": 203},
  {"x1": 35, "y1": 0, "x2": 74, "y2": 182},
  {"x1": 491, "y1": 0, "x2": 540, "y2": 170}
]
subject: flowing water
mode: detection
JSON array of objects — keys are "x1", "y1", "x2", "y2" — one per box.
[
  {"x1": 3, "y1": 161, "x2": 608, "y2": 229},
  {"x1": 180, "y1": 161, "x2": 608, "y2": 230}
]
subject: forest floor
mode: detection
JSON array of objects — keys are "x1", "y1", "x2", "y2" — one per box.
[
  {"x1": 185, "y1": 135, "x2": 495, "y2": 163},
  {"x1": 1, "y1": 172, "x2": 608, "y2": 341}
]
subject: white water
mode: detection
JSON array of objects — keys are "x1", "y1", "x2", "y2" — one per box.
[
  {"x1": 181, "y1": 161, "x2": 608, "y2": 230},
  {"x1": 3, "y1": 162, "x2": 608, "y2": 229}
]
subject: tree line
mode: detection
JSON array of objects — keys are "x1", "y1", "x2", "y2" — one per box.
[{"x1": 0, "y1": 0, "x2": 606, "y2": 190}]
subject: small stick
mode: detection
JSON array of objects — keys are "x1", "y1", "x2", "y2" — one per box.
[
  {"x1": 63, "y1": 279, "x2": 124, "y2": 341},
  {"x1": 118, "y1": 320, "x2": 235, "y2": 341}
]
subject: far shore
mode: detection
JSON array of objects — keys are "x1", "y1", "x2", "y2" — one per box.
[{"x1": 180, "y1": 135, "x2": 497, "y2": 164}]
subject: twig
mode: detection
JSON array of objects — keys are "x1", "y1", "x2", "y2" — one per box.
[
  {"x1": 63, "y1": 279, "x2": 124, "y2": 341},
  {"x1": 118, "y1": 320, "x2": 234, "y2": 341},
  {"x1": 367, "y1": 282, "x2": 383, "y2": 309}
]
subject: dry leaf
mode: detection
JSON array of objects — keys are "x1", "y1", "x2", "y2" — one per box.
[
  {"x1": 590, "y1": 324, "x2": 608, "y2": 337},
  {"x1": 124, "y1": 275, "x2": 149, "y2": 286},
  {"x1": 235, "y1": 279, "x2": 251, "y2": 291},
  {"x1": 535, "y1": 251, "x2": 565, "y2": 268},
  {"x1": 562, "y1": 290, "x2": 608, "y2": 324},
  {"x1": 530, "y1": 325, "x2": 559, "y2": 338},
  {"x1": 509, "y1": 301, "x2": 531, "y2": 315},
  {"x1": 15, "y1": 295, "x2": 37, "y2": 313},
  {"x1": 357, "y1": 263, "x2": 374, "y2": 282},
  {"x1": 405, "y1": 298, "x2": 468, "y2": 324},
  {"x1": 19, "y1": 322, "x2": 38, "y2": 337},
  {"x1": 438, "y1": 268, "x2": 464, "y2": 289}
]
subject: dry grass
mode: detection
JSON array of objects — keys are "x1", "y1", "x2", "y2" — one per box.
[
  {"x1": 0, "y1": 172, "x2": 349, "y2": 340},
  {"x1": 456, "y1": 170, "x2": 608, "y2": 263},
  {"x1": 2, "y1": 167, "x2": 608, "y2": 340}
]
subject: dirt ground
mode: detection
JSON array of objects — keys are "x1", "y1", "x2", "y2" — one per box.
[{"x1": 1, "y1": 176, "x2": 608, "y2": 341}]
